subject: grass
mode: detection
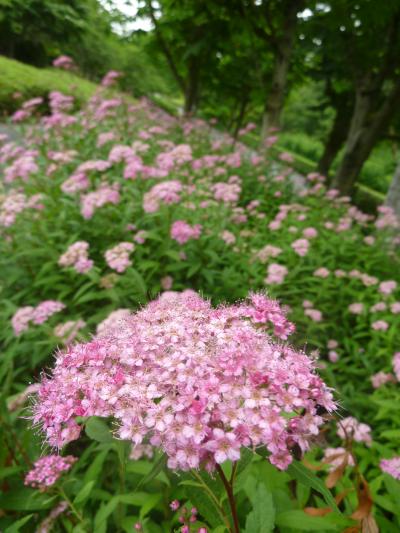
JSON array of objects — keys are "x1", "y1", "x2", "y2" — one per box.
[{"x1": 0, "y1": 55, "x2": 98, "y2": 114}]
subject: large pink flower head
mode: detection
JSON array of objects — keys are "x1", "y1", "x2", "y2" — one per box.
[{"x1": 32, "y1": 292, "x2": 335, "y2": 471}]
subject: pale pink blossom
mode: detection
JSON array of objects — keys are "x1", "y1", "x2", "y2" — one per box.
[
  {"x1": 380, "y1": 457, "x2": 400, "y2": 480},
  {"x1": 337, "y1": 417, "x2": 372, "y2": 445},
  {"x1": 171, "y1": 221, "x2": 202, "y2": 245},
  {"x1": 105, "y1": 242, "x2": 135, "y2": 272},
  {"x1": 371, "y1": 320, "x2": 389, "y2": 331},
  {"x1": 265, "y1": 263, "x2": 288, "y2": 285},
  {"x1": 348, "y1": 303, "x2": 364, "y2": 315},
  {"x1": 291, "y1": 238, "x2": 309, "y2": 257}
]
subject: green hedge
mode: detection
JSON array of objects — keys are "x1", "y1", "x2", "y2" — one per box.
[{"x1": 0, "y1": 55, "x2": 97, "y2": 114}]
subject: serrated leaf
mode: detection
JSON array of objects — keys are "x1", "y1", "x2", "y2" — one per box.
[{"x1": 244, "y1": 482, "x2": 275, "y2": 533}]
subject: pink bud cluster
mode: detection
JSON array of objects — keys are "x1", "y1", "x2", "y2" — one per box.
[
  {"x1": 12, "y1": 301, "x2": 65, "y2": 336},
  {"x1": 58, "y1": 241, "x2": 93, "y2": 273},
  {"x1": 24, "y1": 455, "x2": 76, "y2": 490},
  {"x1": 32, "y1": 291, "x2": 335, "y2": 471},
  {"x1": 104, "y1": 242, "x2": 135, "y2": 272},
  {"x1": 171, "y1": 220, "x2": 202, "y2": 245}
]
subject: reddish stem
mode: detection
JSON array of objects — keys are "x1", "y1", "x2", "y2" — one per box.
[{"x1": 216, "y1": 464, "x2": 240, "y2": 533}]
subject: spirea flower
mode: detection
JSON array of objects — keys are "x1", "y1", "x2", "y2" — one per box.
[
  {"x1": 32, "y1": 292, "x2": 335, "y2": 471},
  {"x1": 337, "y1": 417, "x2": 372, "y2": 446},
  {"x1": 291, "y1": 239, "x2": 309, "y2": 257},
  {"x1": 143, "y1": 180, "x2": 183, "y2": 213},
  {"x1": 393, "y1": 352, "x2": 400, "y2": 381},
  {"x1": 371, "y1": 371, "x2": 394, "y2": 389},
  {"x1": 104, "y1": 242, "x2": 135, "y2": 272},
  {"x1": 171, "y1": 221, "x2": 202, "y2": 245},
  {"x1": 24, "y1": 455, "x2": 76, "y2": 490},
  {"x1": 265, "y1": 263, "x2": 288, "y2": 285},
  {"x1": 380, "y1": 457, "x2": 400, "y2": 480},
  {"x1": 58, "y1": 241, "x2": 93, "y2": 273}
]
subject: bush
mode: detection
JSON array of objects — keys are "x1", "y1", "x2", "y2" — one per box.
[{"x1": 1, "y1": 86, "x2": 400, "y2": 531}]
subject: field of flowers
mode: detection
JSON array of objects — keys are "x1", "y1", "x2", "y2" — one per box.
[{"x1": 0, "y1": 72, "x2": 399, "y2": 532}]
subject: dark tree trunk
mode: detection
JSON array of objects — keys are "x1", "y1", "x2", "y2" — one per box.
[
  {"x1": 233, "y1": 94, "x2": 248, "y2": 141},
  {"x1": 317, "y1": 98, "x2": 353, "y2": 177},
  {"x1": 183, "y1": 58, "x2": 200, "y2": 116},
  {"x1": 332, "y1": 80, "x2": 400, "y2": 195},
  {"x1": 260, "y1": 0, "x2": 303, "y2": 140},
  {"x1": 386, "y1": 158, "x2": 400, "y2": 217}
]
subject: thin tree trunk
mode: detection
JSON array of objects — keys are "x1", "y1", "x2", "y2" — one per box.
[
  {"x1": 183, "y1": 58, "x2": 199, "y2": 116},
  {"x1": 260, "y1": 0, "x2": 303, "y2": 140},
  {"x1": 233, "y1": 94, "x2": 248, "y2": 140},
  {"x1": 317, "y1": 99, "x2": 353, "y2": 177},
  {"x1": 386, "y1": 158, "x2": 400, "y2": 217},
  {"x1": 332, "y1": 80, "x2": 400, "y2": 195}
]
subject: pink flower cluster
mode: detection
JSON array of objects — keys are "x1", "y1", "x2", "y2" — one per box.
[
  {"x1": 58, "y1": 241, "x2": 93, "y2": 273},
  {"x1": 54, "y1": 319, "x2": 86, "y2": 345},
  {"x1": 212, "y1": 177, "x2": 241, "y2": 203},
  {"x1": 101, "y1": 70, "x2": 121, "y2": 87},
  {"x1": 291, "y1": 238, "x2": 309, "y2": 257},
  {"x1": 32, "y1": 292, "x2": 335, "y2": 471},
  {"x1": 4, "y1": 153, "x2": 38, "y2": 183},
  {"x1": 265, "y1": 263, "x2": 288, "y2": 285},
  {"x1": 0, "y1": 191, "x2": 43, "y2": 227},
  {"x1": 104, "y1": 242, "x2": 135, "y2": 272},
  {"x1": 25, "y1": 455, "x2": 76, "y2": 489},
  {"x1": 12, "y1": 301, "x2": 65, "y2": 336},
  {"x1": 380, "y1": 457, "x2": 400, "y2": 480},
  {"x1": 143, "y1": 180, "x2": 183, "y2": 213},
  {"x1": 80, "y1": 183, "x2": 120, "y2": 219},
  {"x1": 337, "y1": 417, "x2": 372, "y2": 446},
  {"x1": 52, "y1": 55, "x2": 75, "y2": 70},
  {"x1": 171, "y1": 220, "x2": 202, "y2": 245}
]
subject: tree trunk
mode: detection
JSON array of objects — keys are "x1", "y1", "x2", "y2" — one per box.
[
  {"x1": 332, "y1": 80, "x2": 400, "y2": 195},
  {"x1": 317, "y1": 98, "x2": 352, "y2": 177},
  {"x1": 260, "y1": 0, "x2": 303, "y2": 140},
  {"x1": 386, "y1": 158, "x2": 400, "y2": 217},
  {"x1": 233, "y1": 94, "x2": 248, "y2": 141},
  {"x1": 183, "y1": 58, "x2": 199, "y2": 116}
]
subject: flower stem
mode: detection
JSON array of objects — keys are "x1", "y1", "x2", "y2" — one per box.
[{"x1": 216, "y1": 464, "x2": 240, "y2": 533}]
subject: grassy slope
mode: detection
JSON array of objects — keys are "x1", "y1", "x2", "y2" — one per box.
[{"x1": 0, "y1": 56, "x2": 98, "y2": 114}]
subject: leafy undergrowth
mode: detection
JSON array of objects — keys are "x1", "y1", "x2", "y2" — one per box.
[{"x1": 0, "y1": 78, "x2": 399, "y2": 532}]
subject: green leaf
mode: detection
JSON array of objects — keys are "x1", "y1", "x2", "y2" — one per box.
[
  {"x1": 287, "y1": 461, "x2": 339, "y2": 512},
  {"x1": 134, "y1": 453, "x2": 167, "y2": 491},
  {"x1": 275, "y1": 510, "x2": 350, "y2": 531},
  {"x1": 85, "y1": 417, "x2": 114, "y2": 443},
  {"x1": 182, "y1": 481, "x2": 226, "y2": 529},
  {"x1": 73, "y1": 480, "x2": 95, "y2": 505},
  {"x1": 94, "y1": 496, "x2": 120, "y2": 528},
  {"x1": 83, "y1": 448, "x2": 110, "y2": 483},
  {"x1": 4, "y1": 514, "x2": 34, "y2": 533},
  {"x1": 244, "y1": 483, "x2": 275, "y2": 533},
  {"x1": 0, "y1": 489, "x2": 56, "y2": 511}
]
